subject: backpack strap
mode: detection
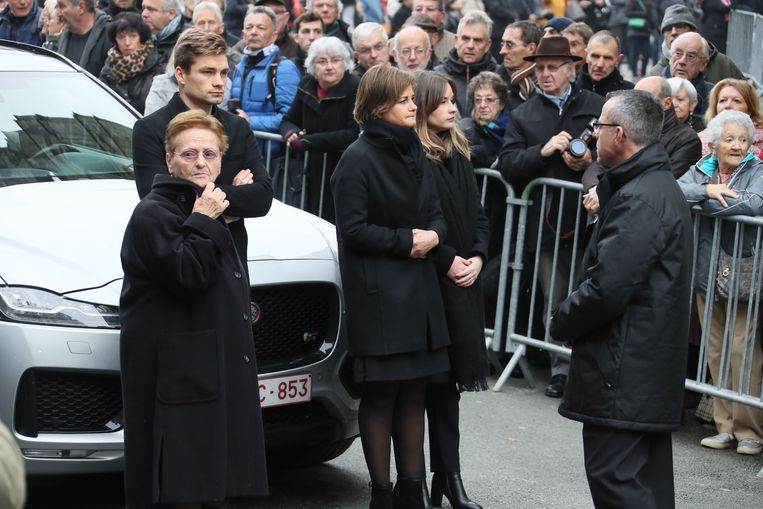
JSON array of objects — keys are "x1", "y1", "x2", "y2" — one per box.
[{"x1": 266, "y1": 54, "x2": 285, "y2": 107}]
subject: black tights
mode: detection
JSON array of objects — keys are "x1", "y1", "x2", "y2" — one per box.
[{"x1": 358, "y1": 379, "x2": 427, "y2": 485}]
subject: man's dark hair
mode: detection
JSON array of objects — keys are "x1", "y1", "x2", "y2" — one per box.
[
  {"x1": 174, "y1": 29, "x2": 228, "y2": 72},
  {"x1": 294, "y1": 12, "x2": 324, "y2": 33},
  {"x1": 507, "y1": 20, "x2": 542, "y2": 46},
  {"x1": 606, "y1": 90, "x2": 664, "y2": 146},
  {"x1": 108, "y1": 12, "x2": 152, "y2": 45}
]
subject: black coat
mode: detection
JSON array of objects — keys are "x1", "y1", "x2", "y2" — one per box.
[
  {"x1": 576, "y1": 64, "x2": 635, "y2": 98},
  {"x1": 119, "y1": 176, "x2": 268, "y2": 507},
  {"x1": 435, "y1": 49, "x2": 501, "y2": 116},
  {"x1": 330, "y1": 119, "x2": 450, "y2": 357},
  {"x1": 57, "y1": 10, "x2": 112, "y2": 76},
  {"x1": 459, "y1": 117, "x2": 502, "y2": 169},
  {"x1": 661, "y1": 106, "x2": 703, "y2": 178},
  {"x1": 550, "y1": 142, "x2": 693, "y2": 432},
  {"x1": 498, "y1": 84, "x2": 605, "y2": 249},
  {"x1": 132, "y1": 93, "x2": 273, "y2": 268},
  {"x1": 428, "y1": 151, "x2": 490, "y2": 391},
  {"x1": 279, "y1": 71, "x2": 360, "y2": 222},
  {"x1": 100, "y1": 45, "x2": 164, "y2": 114}
]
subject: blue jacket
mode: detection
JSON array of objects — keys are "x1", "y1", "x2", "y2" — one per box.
[{"x1": 0, "y1": 3, "x2": 43, "y2": 46}]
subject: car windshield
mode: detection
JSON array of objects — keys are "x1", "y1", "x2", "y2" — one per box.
[{"x1": 0, "y1": 71, "x2": 137, "y2": 188}]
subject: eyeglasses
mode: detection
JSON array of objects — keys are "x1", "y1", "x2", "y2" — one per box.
[
  {"x1": 314, "y1": 56, "x2": 344, "y2": 66},
  {"x1": 357, "y1": 42, "x2": 386, "y2": 55},
  {"x1": 670, "y1": 50, "x2": 703, "y2": 63},
  {"x1": 591, "y1": 121, "x2": 620, "y2": 134},
  {"x1": 399, "y1": 47, "x2": 426, "y2": 57},
  {"x1": 499, "y1": 40, "x2": 525, "y2": 50},
  {"x1": 474, "y1": 96, "x2": 499, "y2": 105},
  {"x1": 534, "y1": 61, "x2": 570, "y2": 73},
  {"x1": 173, "y1": 149, "x2": 221, "y2": 163}
]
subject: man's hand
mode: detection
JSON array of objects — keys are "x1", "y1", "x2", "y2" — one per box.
[
  {"x1": 452, "y1": 256, "x2": 484, "y2": 287},
  {"x1": 193, "y1": 183, "x2": 229, "y2": 219},
  {"x1": 583, "y1": 188, "x2": 600, "y2": 215},
  {"x1": 232, "y1": 169, "x2": 254, "y2": 186},
  {"x1": 562, "y1": 148, "x2": 593, "y2": 172},
  {"x1": 410, "y1": 229, "x2": 439, "y2": 259},
  {"x1": 541, "y1": 131, "x2": 572, "y2": 158},
  {"x1": 706, "y1": 183, "x2": 738, "y2": 208}
]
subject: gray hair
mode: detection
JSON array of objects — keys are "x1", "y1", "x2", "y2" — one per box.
[
  {"x1": 670, "y1": 31, "x2": 710, "y2": 60},
  {"x1": 306, "y1": 0, "x2": 343, "y2": 12},
  {"x1": 70, "y1": 0, "x2": 96, "y2": 12},
  {"x1": 159, "y1": 0, "x2": 183, "y2": 13},
  {"x1": 587, "y1": 30, "x2": 621, "y2": 54},
  {"x1": 667, "y1": 76, "x2": 698, "y2": 102},
  {"x1": 352, "y1": 22, "x2": 388, "y2": 49},
  {"x1": 413, "y1": 0, "x2": 444, "y2": 10},
  {"x1": 246, "y1": 5, "x2": 277, "y2": 29},
  {"x1": 457, "y1": 10, "x2": 493, "y2": 38},
  {"x1": 192, "y1": 1, "x2": 223, "y2": 24},
  {"x1": 467, "y1": 71, "x2": 507, "y2": 107},
  {"x1": 391, "y1": 26, "x2": 431, "y2": 52},
  {"x1": 705, "y1": 110, "x2": 756, "y2": 149},
  {"x1": 305, "y1": 36, "x2": 355, "y2": 76},
  {"x1": 606, "y1": 90, "x2": 664, "y2": 147}
]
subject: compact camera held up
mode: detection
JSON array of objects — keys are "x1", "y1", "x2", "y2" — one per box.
[{"x1": 568, "y1": 118, "x2": 597, "y2": 158}]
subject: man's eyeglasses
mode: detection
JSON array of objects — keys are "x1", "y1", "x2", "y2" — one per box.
[
  {"x1": 174, "y1": 149, "x2": 221, "y2": 163},
  {"x1": 499, "y1": 40, "x2": 525, "y2": 50},
  {"x1": 399, "y1": 47, "x2": 426, "y2": 57},
  {"x1": 670, "y1": 50, "x2": 702, "y2": 64},
  {"x1": 357, "y1": 42, "x2": 386, "y2": 55},
  {"x1": 591, "y1": 121, "x2": 620, "y2": 134},
  {"x1": 535, "y1": 61, "x2": 570, "y2": 73}
]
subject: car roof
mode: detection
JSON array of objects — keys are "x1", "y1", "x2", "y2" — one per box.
[{"x1": 0, "y1": 40, "x2": 80, "y2": 73}]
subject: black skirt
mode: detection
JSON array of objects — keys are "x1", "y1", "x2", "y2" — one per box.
[{"x1": 353, "y1": 347, "x2": 450, "y2": 383}]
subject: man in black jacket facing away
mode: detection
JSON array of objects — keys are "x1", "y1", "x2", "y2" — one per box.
[
  {"x1": 132, "y1": 29, "x2": 273, "y2": 272},
  {"x1": 550, "y1": 90, "x2": 693, "y2": 508}
]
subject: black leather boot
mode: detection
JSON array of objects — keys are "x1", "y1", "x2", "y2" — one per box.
[
  {"x1": 393, "y1": 478, "x2": 432, "y2": 509},
  {"x1": 370, "y1": 481, "x2": 394, "y2": 509},
  {"x1": 430, "y1": 472, "x2": 482, "y2": 509}
]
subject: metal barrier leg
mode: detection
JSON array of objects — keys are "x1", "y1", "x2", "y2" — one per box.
[{"x1": 493, "y1": 344, "x2": 535, "y2": 391}]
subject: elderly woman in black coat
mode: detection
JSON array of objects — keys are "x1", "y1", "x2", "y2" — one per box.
[
  {"x1": 330, "y1": 65, "x2": 450, "y2": 509},
  {"x1": 120, "y1": 110, "x2": 267, "y2": 508},
  {"x1": 279, "y1": 36, "x2": 360, "y2": 222},
  {"x1": 100, "y1": 12, "x2": 163, "y2": 114},
  {"x1": 415, "y1": 71, "x2": 489, "y2": 509}
]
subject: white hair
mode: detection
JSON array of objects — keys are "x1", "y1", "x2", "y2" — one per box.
[
  {"x1": 192, "y1": 2, "x2": 223, "y2": 24},
  {"x1": 306, "y1": 0, "x2": 343, "y2": 13},
  {"x1": 670, "y1": 32, "x2": 710, "y2": 60},
  {"x1": 391, "y1": 26, "x2": 431, "y2": 52},
  {"x1": 667, "y1": 76, "x2": 698, "y2": 102},
  {"x1": 352, "y1": 22, "x2": 388, "y2": 49},
  {"x1": 161, "y1": 0, "x2": 183, "y2": 13},
  {"x1": 705, "y1": 110, "x2": 756, "y2": 150},
  {"x1": 305, "y1": 36, "x2": 355, "y2": 76},
  {"x1": 456, "y1": 10, "x2": 493, "y2": 38}
]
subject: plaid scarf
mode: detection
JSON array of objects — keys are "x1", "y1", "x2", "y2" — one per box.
[
  {"x1": 107, "y1": 39, "x2": 153, "y2": 83},
  {"x1": 511, "y1": 63, "x2": 536, "y2": 101}
]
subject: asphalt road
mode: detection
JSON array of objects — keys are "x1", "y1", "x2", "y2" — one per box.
[{"x1": 26, "y1": 370, "x2": 763, "y2": 508}]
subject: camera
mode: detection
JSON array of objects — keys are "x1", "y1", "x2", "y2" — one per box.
[{"x1": 568, "y1": 118, "x2": 597, "y2": 158}]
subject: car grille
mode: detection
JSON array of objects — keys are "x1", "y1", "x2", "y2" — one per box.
[
  {"x1": 14, "y1": 369, "x2": 122, "y2": 437},
  {"x1": 251, "y1": 283, "x2": 340, "y2": 372}
]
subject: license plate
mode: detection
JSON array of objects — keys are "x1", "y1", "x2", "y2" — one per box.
[{"x1": 258, "y1": 373, "x2": 312, "y2": 408}]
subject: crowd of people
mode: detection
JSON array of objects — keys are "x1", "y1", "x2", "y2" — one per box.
[{"x1": 4, "y1": 0, "x2": 763, "y2": 508}]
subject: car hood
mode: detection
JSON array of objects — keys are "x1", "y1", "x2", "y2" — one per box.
[{"x1": 0, "y1": 179, "x2": 337, "y2": 301}]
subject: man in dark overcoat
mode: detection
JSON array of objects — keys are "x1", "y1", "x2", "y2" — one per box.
[
  {"x1": 550, "y1": 90, "x2": 693, "y2": 508},
  {"x1": 132, "y1": 29, "x2": 273, "y2": 270}
]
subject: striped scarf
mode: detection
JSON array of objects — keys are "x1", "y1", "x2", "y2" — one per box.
[{"x1": 511, "y1": 63, "x2": 536, "y2": 101}]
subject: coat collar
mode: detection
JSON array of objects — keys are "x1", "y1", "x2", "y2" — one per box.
[
  {"x1": 167, "y1": 92, "x2": 222, "y2": 120},
  {"x1": 150, "y1": 174, "x2": 203, "y2": 213},
  {"x1": 597, "y1": 142, "x2": 672, "y2": 210}
]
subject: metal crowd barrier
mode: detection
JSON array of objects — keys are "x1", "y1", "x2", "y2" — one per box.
[
  {"x1": 493, "y1": 177, "x2": 763, "y2": 414},
  {"x1": 728, "y1": 10, "x2": 763, "y2": 90},
  {"x1": 252, "y1": 130, "x2": 332, "y2": 220}
]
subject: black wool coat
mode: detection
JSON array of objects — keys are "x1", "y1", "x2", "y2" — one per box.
[
  {"x1": 428, "y1": 151, "x2": 490, "y2": 391},
  {"x1": 279, "y1": 71, "x2": 360, "y2": 222},
  {"x1": 132, "y1": 93, "x2": 273, "y2": 268},
  {"x1": 576, "y1": 64, "x2": 635, "y2": 98},
  {"x1": 550, "y1": 142, "x2": 693, "y2": 432},
  {"x1": 330, "y1": 119, "x2": 450, "y2": 357},
  {"x1": 498, "y1": 84, "x2": 605, "y2": 250},
  {"x1": 119, "y1": 175, "x2": 268, "y2": 508}
]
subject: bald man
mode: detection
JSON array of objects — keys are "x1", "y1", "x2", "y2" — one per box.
[
  {"x1": 635, "y1": 76, "x2": 702, "y2": 178},
  {"x1": 391, "y1": 26, "x2": 434, "y2": 71}
]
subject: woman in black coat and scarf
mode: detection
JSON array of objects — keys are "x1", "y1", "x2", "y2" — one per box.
[
  {"x1": 280, "y1": 36, "x2": 360, "y2": 222},
  {"x1": 414, "y1": 71, "x2": 489, "y2": 509},
  {"x1": 119, "y1": 111, "x2": 268, "y2": 508},
  {"x1": 330, "y1": 65, "x2": 451, "y2": 509},
  {"x1": 100, "y1": 12, "x2": 163, "y2": 114}
]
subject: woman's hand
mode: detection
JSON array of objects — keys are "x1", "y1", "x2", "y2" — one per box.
[
  {"x1": 193, "y1": 182, "x2": 229, "y2": 219},
  {"x1": 452, "y1": 256, "x2": 484, "y2": 287},
  {"x1": 232, "y1": 168, "x2": 254, "y2": 186},
  {"x1": 410, "y1": 229, "x2": 439, "y2": 258},
  {"x1": 706, "y1": 183, "x2": 738, "y2": 208},
  {"x1": 286, "y1": 130, "x2": 305, "y2": 146}
]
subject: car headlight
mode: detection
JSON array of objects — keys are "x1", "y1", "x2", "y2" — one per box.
[{"x1": 0, "y1": 287, "x2": 119, "y2": 329}]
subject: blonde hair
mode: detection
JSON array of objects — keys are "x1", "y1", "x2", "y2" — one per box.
[
  {"x1": 414, "y1": 71, "x2": 470, "y2": 162},
  {"x1": 165, "y1": 110, "x2": 229, "y2": 154},
  {"x1": 705, "y1": 78, "x2": 763, "y2": 128},
  {"x1": 354, "y1": 65, "x2": 415, "y2": 124}
]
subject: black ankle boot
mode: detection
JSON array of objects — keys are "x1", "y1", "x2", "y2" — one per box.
[
  {"x1": 430, "y1": 472, "x2": 482, "y2": 509},
  {"x1": 393, "y1": 478, "x2": 432, "y2": 509},
  {"x1": 370, "y1": 481, "x2": 394, "y2": 509}
]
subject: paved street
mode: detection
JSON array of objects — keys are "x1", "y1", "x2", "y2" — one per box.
[{"x1": 27, "y1": 370, "x2": 763, "y2": 508}]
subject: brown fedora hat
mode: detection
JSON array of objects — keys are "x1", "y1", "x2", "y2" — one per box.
[{"x1": 524, "y1": 36, "x2": 583, "y2": 62}]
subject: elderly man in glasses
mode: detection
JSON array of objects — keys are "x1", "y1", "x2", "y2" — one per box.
[
  {"x1": 660, "y1": 31, "x2": 714, "y2": 117},
  {"x1": 498, "y1": 36, "x2": 604, "y2": 401},
  {"x1": 351, "y1": 22, "x2": 390, "y2": 78}
]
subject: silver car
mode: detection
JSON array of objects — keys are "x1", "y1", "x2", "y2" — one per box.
[{"x1": 0, "y1": 41, "x2": 358, "y2": 475}]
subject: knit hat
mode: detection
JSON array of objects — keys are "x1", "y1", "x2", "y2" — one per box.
[
  {"x1": 544, "y1": 17, "x2": 574, "y2": 33},
  {"x1": 660, "y1": 4, "x2": 698, "y2": 32},
  {"x1": 0, "y1": 421, "x2": 25, "y2": 509}
]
